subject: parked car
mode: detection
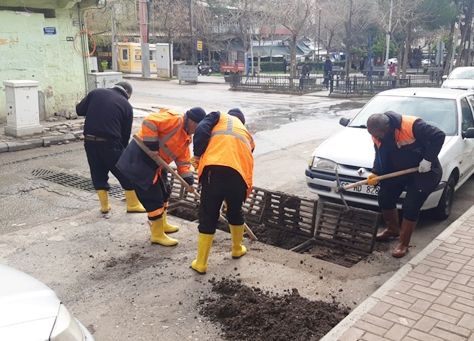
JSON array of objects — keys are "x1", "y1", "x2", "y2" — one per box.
[
  {"x1": 388, "y1": 58, "x2": 398, "y2": 65},
  {"x1": 442, "y1": 67, "x2": 474, "y2": 90},
  {"x1": 305, "y1": 87, "x2": 474, "y2": 219},
  {"x1": 0, "y1": 264, "x2": 94, "y2": 341}
]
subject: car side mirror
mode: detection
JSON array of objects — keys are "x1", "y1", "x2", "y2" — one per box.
[
  {"x1": 339, "y1": 117, "x2": 350, "y2": 127},
  {"x1": 462, "y1": 127, "x2": 474, "y2": 139},
  {"x1": 442, "y1": 75, "x2": 448, "y2": 80}
]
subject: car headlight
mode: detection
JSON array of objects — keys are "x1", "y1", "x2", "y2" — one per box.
[
  {"x1": 50, "y1": 304, "x2": 85, "y2": 341},
  {"x1": 311, "y1": 157, "x2": 337, "y2": 171}
]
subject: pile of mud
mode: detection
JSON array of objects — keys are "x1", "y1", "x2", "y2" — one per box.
[{"x1": 199, "y1": 278, "x2": 350, "y2": 341}]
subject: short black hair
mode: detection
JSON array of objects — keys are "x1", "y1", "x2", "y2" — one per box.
[{"x1": 115, "y1": 81, "x2": 133, "y2": 97}]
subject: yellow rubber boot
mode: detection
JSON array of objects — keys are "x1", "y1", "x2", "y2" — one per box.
[
  {"x1": 124, "y1": 190, "x2": 146, "y2": 213},
  {"x1": 97, "y1": 190, "x2": 111, "y2": 213},
  {"x1": 162, "y1": 210, "x2": 179, "y2": 233},
  {"x1": 230, "y1": 224, "x2": 247, "y2": 259},
  {"x1": 191, "y1": 233, "x2": 214, "y2": 274},
  {"x1": 149, "y1": 218, "x2": 178, "y2": 246}
]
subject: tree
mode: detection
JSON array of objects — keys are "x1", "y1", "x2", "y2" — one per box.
[{"x1": 271, "y1": 0, "x2": 315, "y2": 77}]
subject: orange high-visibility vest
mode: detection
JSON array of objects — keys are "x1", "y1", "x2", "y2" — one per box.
[
  {"x1": 198, "y1": 113, "x2": 255, "y2": 196},
  {"x1": 373, "y1": 115, "x2": 418, "y2": 149},
  {"x1": 137, "y1": 109, "x2": 192, "y2": 180}
]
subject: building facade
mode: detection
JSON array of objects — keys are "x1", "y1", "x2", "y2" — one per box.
[{"x1": 0, "y1": 0, "x2": 97, "y2": 122}]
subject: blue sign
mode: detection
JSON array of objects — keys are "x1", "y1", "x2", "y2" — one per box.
[{"x1": 43, "y1": 27, "x2": 56, "y2": 35}]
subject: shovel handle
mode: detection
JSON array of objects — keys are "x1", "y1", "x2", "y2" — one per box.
[
  {"x1": 133, "y1": 135, "x2": 195, "y2": 193},
  {"x1": 343, "y1": 167, "x2": 419, "y2": 190},
  {"x1": 133, "y1": 135, "x2": 258, "y2": 241}
]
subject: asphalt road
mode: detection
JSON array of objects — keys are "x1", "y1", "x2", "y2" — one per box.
[{"x1": 1, "y1": 80, "x2": 473, "y2": 340}]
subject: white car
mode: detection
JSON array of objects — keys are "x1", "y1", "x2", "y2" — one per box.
[
  {"x1": 0, "y1": 264, "x2": 94, "y2": 341},
  {"x1": 442, "y1": 67, "x2": 474, "y2": 90},
  {"x1": 305, "y1": 87, "x2": 474, "y2": 219}
]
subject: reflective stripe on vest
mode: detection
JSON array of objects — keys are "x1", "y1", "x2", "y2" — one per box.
[{"x1": 211, "y1": 116, "x2": 252, "y2": 151}]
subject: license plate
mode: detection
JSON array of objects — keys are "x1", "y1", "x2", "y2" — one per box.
[{"x1": 340, "y1": 182, "x2": 380, "y2": 195}]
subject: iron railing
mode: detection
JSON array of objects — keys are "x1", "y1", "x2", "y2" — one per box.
[
  {"x1": 229, "y1": 74, "x2": 328, "y2": 93},
  {"x1": 330, "y1": 74, "x2": 443, "y2": 97}
]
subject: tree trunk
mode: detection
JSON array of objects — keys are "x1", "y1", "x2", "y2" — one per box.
[
  {"x1": 290, "y1": 34, "x2": 297, "y2": 78},
  {"x1": 402, "y1": 22, "x2": 411, "y2": 78},
  {"x1": 463, "y1": 0, "x2": 473, "y2": 66},
  {"x1": 444, "y1": 20, "x2": 456, "y2": 75},
  {"x1": 344, "y1": 0, "x2": 353, "y2": 78}
]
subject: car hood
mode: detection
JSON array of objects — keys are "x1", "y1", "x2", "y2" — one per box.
[
  {"x1": 0, "y1": 265, "x2": 59, "y2": 340},
  {"x1": 442, "y1": 78, "x2": 474, "y2": 89},
  {"x1": 312, "y1": 127, "x2": 455, "y2": 169}
]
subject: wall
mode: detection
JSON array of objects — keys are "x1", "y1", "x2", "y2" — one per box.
[{"x1": 0, "y1": 7, "x2": 87, "y2": 122}]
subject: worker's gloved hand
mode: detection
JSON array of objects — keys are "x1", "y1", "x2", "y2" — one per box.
[
  {"x1": 183, "y1": 175, "x2": 194, "y2": 187},
  {"x1": 191, "y1": 156, "x2": 200, "y2": 170},
  {"x1": 367, "y1": 173, "x2": 379, "y2": 186},
  {"x1": 418, "y1": 159, "x2": 432, "y2": 173}
]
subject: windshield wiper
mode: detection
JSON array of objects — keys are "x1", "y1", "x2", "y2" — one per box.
[{"x1": 349, "y1": 124, "x2": 367, "y2": 128}]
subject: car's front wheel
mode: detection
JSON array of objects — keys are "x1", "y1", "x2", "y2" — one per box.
[{"x1": 433, "y1": 175, "x2": 456, "y2": 220}]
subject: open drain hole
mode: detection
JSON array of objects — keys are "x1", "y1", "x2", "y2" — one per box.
[{"x1": 33, "y1": 169, "x2": 375, "y2": 267}]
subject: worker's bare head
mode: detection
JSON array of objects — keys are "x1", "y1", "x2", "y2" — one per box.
[
  {"x1": 367, "y1": 113, "x2": 391, "y2": 139},
  {"x1": 114, "y1": 81, "x2": 133, "y2": 99},
  {"x1": 184, "y1": 107, "x2": 207, "y2": 134}
]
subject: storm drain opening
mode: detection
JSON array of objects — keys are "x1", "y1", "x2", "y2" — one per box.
[
  {"x1": 32, "y1": 169, "x2": 380, "y2": 267},
  {"x1": 31, "y1": 168, "x2": 125, "y2": 200}
]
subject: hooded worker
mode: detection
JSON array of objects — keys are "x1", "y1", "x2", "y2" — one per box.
[
  {"x1": 76, "y1": 81, "x2": 146, "y2": 215},
  {"x1": 116, "y1": 107, "x2": 206, "y2": 246},
  {"x1": 190, "y1": 108, "x2": 255, "y2": 274},
  {"x1": 366, "y1": 111, "x2": 445, "y2": 258}
]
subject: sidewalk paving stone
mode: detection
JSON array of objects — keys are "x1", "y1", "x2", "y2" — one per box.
[{"x1": 321, "y1": 205, "x2": 474, "y2": 341}]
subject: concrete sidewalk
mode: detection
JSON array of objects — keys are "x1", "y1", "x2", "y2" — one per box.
[{"x1": 322, "y1": 204, "x2": 474, "y2": 341}]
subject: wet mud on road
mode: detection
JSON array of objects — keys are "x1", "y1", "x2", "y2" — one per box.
[{"x1": 199, "y1": 277, "x2": 350, "y2": 341}]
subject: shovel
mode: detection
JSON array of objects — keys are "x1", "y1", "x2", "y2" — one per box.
[
  {"x1": 338, "y1": 167, "x2": 419, "y2": 192},
  {"x1": 132, "y1": 135, "x2": 258, "y2": 241}
]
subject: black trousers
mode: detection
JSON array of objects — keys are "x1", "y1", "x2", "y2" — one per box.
[
  {"x1": 134, "y1": 170, "x2": 171, "y2": 220},
  {"x1": 378, "y1": 167, "x2": 442, "y2": 221},
  {"x1": 198, "y1": 166, "x2": 247, "y2": 234},
  {"x1": 84, "y1": 140, "x2": 133, "y2": 191}
]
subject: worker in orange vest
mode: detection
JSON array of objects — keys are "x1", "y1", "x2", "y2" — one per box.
[
  {"x1": 367, "y1": 111, "x2": 445, "y2": 258},
  {"x1": 190, "y1": 108, "x2": 255, "y2": 274},
  {"x1": 116, "y1": 107, "x2": 206, "y2": 246}
]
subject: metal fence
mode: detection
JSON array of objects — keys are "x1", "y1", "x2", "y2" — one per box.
[
  {"x1": 229, "y1": 74, "x2": 328, "y2": 94},
  {"x1": 330, "y1": 73, "x2": 443, "y2": 97}
]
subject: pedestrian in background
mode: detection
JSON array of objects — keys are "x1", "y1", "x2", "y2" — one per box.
[
  {"x1": 323, "y1": 56, "x2": 333, "y2": 89},
  {"x1": 76, "y1": 81, "x2": 145, "y2": 215},
  {"x1": 190, "y1": 108, "x2": 255, "y2": 274},
  {"x1": 117, "y1": 107, "x2": 206, "y2": 247}
]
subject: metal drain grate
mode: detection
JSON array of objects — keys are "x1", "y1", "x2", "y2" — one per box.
[{"x1": 32, "y1": 169, "x2": 125, "y2": 200}]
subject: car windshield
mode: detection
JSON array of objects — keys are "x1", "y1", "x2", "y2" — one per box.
[
  {"x1": 349, "y1": 95, "x2": 458, "y2": 136},
  {"x1": 449, "y1": 68, "x2": 474, "y2": 79}
]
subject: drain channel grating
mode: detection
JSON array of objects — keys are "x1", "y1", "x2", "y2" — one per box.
[{"x1": 32, "y1": 169, "x2": 124, "y2": 200}]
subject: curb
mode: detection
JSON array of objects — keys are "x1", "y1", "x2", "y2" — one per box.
[
  {"x1": 320, "y1": 204, "x2": 474, "y2": 341},
  {"x1": 0, "y1": 133, "x2": 80, "y2": 153}
]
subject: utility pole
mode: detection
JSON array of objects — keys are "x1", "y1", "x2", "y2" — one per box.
[
  {"x1": 384, "y1": 0, "x2": 393, "y2": 76},
  {"x1": 190, "y1": 0, "x2": 196, "y2": 65},
  {"x1": 139, "y1": 0, "x2": 150, "y2": 77},
  {"x1": 111, "y1": 3, "x2": 117, "y2": 71},
  {"x1": 317, "y1": 7, "x2": 321, "y2": 63}
]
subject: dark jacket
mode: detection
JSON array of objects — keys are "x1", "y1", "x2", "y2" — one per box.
[
  {"x1": 76, "y1": 87, "x2": 133, "y2": 147},
  {"x1": 323, "y1": 60, "x2": 333, "y2": 74},
  {"x1": 373, "y1": 112, "x2": 445, "y2": 175},
  {"x1": 193, "y1": 111, "x2": 221, "y2": 157}
]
